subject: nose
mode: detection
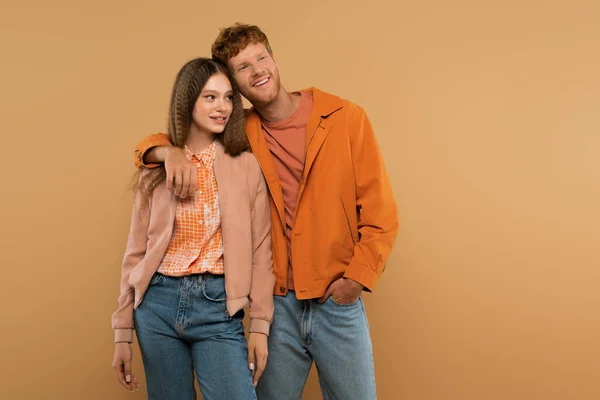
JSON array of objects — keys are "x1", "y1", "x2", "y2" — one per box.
[
  {"x1": 251, "y1": 63, "x2": 264, "y2": 77},
  {"x1": 215, "y1": 97, "x2": 226, "y2": 111}
]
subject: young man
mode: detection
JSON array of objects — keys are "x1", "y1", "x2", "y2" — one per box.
[{"x1": 133, "y1": 23, "x2": 398, "y2": 400}]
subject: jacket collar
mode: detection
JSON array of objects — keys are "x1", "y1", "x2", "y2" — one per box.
[
  {"x1": 242, "y1": 87, "x2": 344, "y2": 228},
  {"x1": 244, "y1": 87, "x2": 344, "y2": 122}
]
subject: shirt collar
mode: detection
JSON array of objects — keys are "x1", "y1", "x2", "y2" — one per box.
[{"x1": 183, "y1": 141, "x2": 218, "y2": 169}]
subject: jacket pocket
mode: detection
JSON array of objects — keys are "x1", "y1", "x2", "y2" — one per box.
[{"x1": 339, "y1": 195, "x2": 356, "y2": 246}]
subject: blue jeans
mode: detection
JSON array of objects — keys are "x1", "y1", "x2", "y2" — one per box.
[
  {"x1": 255, "y1": 292, "x2": 376, "y2": 400},
  {"x1": 134, "y1": 273, "x2": 256, "y2": 400}
]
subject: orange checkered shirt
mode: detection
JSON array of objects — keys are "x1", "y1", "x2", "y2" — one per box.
[{"x1": 157, "y1": 141, "x2": 224, "y2": 276}]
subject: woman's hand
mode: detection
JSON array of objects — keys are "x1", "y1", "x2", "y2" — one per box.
[
  {"x1": 112, "y1": 342, "x2": 139, "y2": 392},
  {"x1": 247, "y1": 332, "x2": 269, "y2": 387}
]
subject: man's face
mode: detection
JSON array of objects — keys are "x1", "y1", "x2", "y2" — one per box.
[{"x1": 227, "y1": 42, "x2": 281, "y2": 106}]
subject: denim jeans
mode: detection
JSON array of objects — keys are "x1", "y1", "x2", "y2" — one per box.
[
  {"x1": 255, "y1": 292, "x2": 376, "y2": 400},
  {"x1": 134, "y1": 273, "x2": 256, "y2": 400}
]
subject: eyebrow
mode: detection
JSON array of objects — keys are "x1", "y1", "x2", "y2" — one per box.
[{"x1": 201, "y1": 89, "x2": 233, "y2": 95}]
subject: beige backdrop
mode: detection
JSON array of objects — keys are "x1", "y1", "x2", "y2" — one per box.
[{"x1": 1, "y1": 0, "x2": 599, "y2": 399}]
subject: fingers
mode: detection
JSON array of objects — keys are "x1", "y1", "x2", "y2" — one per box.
[
  {"x1": 124, "y1": 359, "x2": 132, "y2": 385},
  {"x1": 253, "y1": 349, "x2": 268, "y2": 387},
  {"x1": 112, "y1": 359, "x2": 126, "y2": 387},
  {"x1": 123, "y1": 360, "x2": 139, "y2": 392},
  {"x1": 179, "y1": 167, "x2": 192, "y2": 199},
  {"x1": 318, "y1": 279, "x2": 341, "y2": 303},
  {"x1": 130, "y1": 375, "x2": 140, "y2": 391},
  {"x1": 174, "y1": 167, "x2": 183, "y2": 197},
  {"x1": 166, "y1": 166, "x2": 174, "y2": 192},
  {"x1": 169, "y1": 165, "x2": 196, "y2": 199},
  {"x1": 190, "y1": 166, "x2": 198, "y2": 194},
  {"x1": 247, "y1": 343, "x2": 256, "y2": 377},
  {"x1": 318, "y1": 291, "x2": 331, "y2": 303},
  {"x1": 113, "y1": 360, "x2": 135, "y2": 391},
  {"x1": 113, "y1": 346, "x2": 139, "y2": 392},
  {"x1": 333, "y1": 278, "x2": 363, "y2": 303},
  {"x1": 318, "y1": 287, "x2": 334, "y2": 303},
  {"x1": 163, "y1": 147, "x2": 198, "y2": 198}
]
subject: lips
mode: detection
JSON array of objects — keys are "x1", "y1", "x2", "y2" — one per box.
[
  {"x1": 252, "y1": 77, "x2": 270, "y2": 87},
  {"x1": 210, "y1": 116, "x2": 227, "y2": 124}
]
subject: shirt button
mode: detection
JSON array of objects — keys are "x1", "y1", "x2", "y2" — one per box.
[
  {"x1": 198, "y1": 220, "x2": 203, "y2": 225},
  {"x1": 279, "y1": 286, "x2": 285, "y2": 293},
  {"x1": 197, "y1": 190, "x2": 203, "y2": 195}
]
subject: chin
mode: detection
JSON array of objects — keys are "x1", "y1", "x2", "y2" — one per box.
[
  {"x1": 252, "y1": 92, "x2": 277, "y2": 105},
  {"x1": 247, "y1": 86, "x2": 277, "y2": 103}
]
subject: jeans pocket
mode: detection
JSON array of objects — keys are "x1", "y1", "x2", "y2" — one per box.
[
  {"x1": 202, "y1": 277, "x2": 226, "y2": 302},
  {"x1": 329, "y1": 295, "x2": 361, "y2": 307},
  {"x1": 149, "y1": 273, "x2": 164, "y2": 286}
]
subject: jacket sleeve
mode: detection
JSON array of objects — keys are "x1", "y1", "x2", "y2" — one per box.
[
  {"x1": 343, "y1": 103, "x2": 399, "y2": 292},
  {"x1": 133, "y1": 133, "x2": 172, "y2": 169},
  {"x1": 247, "y1": 155, "x2": 275, "y2": 336},
  {"x1": 111, "y1": 186, "x2": 151, "y2": 343}
]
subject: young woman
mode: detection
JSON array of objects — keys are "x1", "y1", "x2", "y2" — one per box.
[{"x1": 111, "y1": 58, "x2": 274, "y2": 400}]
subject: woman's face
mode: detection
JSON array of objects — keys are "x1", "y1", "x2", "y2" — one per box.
[{"x1": 192, "y1": 72, "x2": 234, "y2": 135}]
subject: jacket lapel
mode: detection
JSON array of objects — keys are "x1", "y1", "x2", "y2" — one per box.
[
  {"x1": 244, "y1": 111, "x2": 286, "y2": 229},
  {"x1": 242, "y1": 88, "x2": 344, "y2": 228},
  {"x1": 303, "y1": 116, "x2": 327, "y2": 181},
  {"x1": 302, "y1": 88, "x2": 343, "y2": 182}
]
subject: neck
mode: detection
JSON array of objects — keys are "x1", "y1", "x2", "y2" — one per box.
[
  {"x1": 186, "y1": 126, "x2": 216, "y2": 154},
  {"x1": 254, "y1": 87, "x2": 301, "y2": 123}
]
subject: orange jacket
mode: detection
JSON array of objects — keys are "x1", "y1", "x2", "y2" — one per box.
[{"x1": 135, "y1": 87, "x2": 398, "y2": 299}]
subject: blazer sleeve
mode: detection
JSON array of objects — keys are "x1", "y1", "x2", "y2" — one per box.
[
  {"x1": 246, "y1": 154, "x2": 275, "y2": 336},
  {"x1": 111, "y1": 182, "x2": 151, "y2": 343}
]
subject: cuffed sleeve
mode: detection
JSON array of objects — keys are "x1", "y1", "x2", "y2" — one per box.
[
  {"x1": 134, "y1": 133, "x2": 171, "y2": 169},
  {"x1": 111, "y1": 178, "x2": 151, "y2": 339},
  {"x1": 247, "y1": 156, "x2": 275, "y2": 336},
  {"x1": 114, "y1": 328, "x2": 134, "y2": 343}
]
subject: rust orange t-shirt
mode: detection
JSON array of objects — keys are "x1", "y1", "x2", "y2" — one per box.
[
  {"x1": 262, "y1": 92, "x2": 313, "y2": 289},
  {"x1": 157, "y1": 141, "x2": 224, "y2": 276}
]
